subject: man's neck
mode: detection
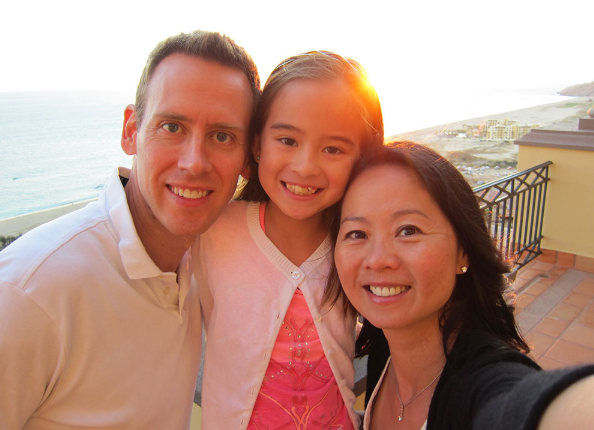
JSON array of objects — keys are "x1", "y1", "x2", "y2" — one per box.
[{"x1": 124, "y1": 181, "x2": 193, "y2": 273}]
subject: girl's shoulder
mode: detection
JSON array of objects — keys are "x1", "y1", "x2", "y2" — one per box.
[{"x1": 217, "y1": 200, "x2": 252, "y2": 222}]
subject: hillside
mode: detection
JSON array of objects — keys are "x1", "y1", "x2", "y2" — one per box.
[{"x1": 560, "y1": 81, "x2": 594, "y2": 97}]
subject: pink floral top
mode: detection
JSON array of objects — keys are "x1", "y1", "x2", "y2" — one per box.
[
  {"x1": 248, "y1": 289, "x2": 353, "y2": 429},
  {"x1": 248, "y1": 202, "x2": 353, "y2": 429}
]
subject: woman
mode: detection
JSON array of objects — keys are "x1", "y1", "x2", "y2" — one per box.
[{"x1": 324, "y1": 141, "x2": 594, "y2": 429}]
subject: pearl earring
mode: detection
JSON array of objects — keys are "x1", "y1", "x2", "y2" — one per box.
[
  {"x1": 256, "y1": 156, "x2": 260, "y2": 161},
  {"x1": 461, "y1": 266, "x2": 468, "y2": 274}
]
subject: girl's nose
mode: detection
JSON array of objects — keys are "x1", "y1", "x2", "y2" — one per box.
[{"x1": 290, "y1": 147, "x2": 320, "y2": 177}]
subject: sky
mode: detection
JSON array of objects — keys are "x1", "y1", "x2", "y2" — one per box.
[{"x1": 1, "y1": 0, "x2": 592, "y2": 135}]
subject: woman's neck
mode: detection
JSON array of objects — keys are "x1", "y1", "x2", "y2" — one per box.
[
  {"x1": 264, "y1": 200, "x2": 327, "y2": 266},
  {"x1": 371, "y1": 322, "x2": 445, "y2": 430},
  {"x1": 384, "y1": 320, "x2": 445, "y2": 401}
]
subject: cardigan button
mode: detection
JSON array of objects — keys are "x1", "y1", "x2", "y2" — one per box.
[{"x1": 291, "y1": 270, "x2": 301, "y2": 280}]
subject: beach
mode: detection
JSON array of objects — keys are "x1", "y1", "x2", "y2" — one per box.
[{"x1": 394, "y1": 97, "x2": 593, "y2": 186}]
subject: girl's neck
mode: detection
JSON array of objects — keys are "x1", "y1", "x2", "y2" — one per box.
[{"x1": 263, "y1": 200, "x2": 327, "y2": 266}]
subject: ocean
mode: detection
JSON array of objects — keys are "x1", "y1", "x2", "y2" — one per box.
[{"x1": 0, "y1": 88, "x2": 574, "y2": 220}]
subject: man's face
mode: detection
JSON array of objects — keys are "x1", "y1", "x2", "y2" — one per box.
[{"x1": 122, "y1": 53, "x2": 253, "y2": 242}]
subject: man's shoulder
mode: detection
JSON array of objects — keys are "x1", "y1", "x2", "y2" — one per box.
[{"x1": 0, "y1": 200, "x2": 114, "y2": 289}]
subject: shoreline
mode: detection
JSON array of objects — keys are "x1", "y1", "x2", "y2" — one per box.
[
  {"x1": 1, "y1": 97, "x2": 592, "y2": 234},
  {"x1": 393, "y1": 97, "x2": 592, "y2": 186}
]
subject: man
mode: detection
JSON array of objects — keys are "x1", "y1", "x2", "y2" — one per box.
[{"x1": 0, "y1": 30, "x2": 259, "y2": 429}]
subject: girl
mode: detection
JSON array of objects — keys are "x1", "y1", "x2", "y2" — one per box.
[{"x1": 192, "y1": 51, "x2": 384, "y2": 429}]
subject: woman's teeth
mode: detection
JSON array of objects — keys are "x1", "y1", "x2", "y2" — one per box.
[
  {"x1": 285, "y1": 183, "x2": 318, "y2": 195},
  {"x1": 369, "y1": 285, "x2": 410, "y2": 297},
  {"x1": 171, "y1": 186, "x2": 209, "y2": 199}
]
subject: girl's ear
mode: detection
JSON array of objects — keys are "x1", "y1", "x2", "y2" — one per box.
[
  {"x1": 252, "y1": 134, "x2": 261, "y2": 163},
  {"x1": 121, "y1": 104, "x2": 138, "y2": 156}
]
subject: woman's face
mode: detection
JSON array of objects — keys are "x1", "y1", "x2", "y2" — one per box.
[{"x1": 335, "y1": 164, "x2": 468, "y2": 333}]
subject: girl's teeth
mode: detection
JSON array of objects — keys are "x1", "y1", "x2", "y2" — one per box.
[
  {"x1": 285, "y1": 183, "x2": 318, "y2": 195},
  {"x1": 369, "y1": 285, "x2": 410, "y2": 297}
]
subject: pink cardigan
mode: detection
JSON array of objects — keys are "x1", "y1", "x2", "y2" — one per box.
[{"x1": 192, "y1": 200, "x2": 359, "y2": 429}]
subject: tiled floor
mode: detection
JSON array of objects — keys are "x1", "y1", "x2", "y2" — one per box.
[{"x1": 513, "y1": 260, "x2": 594, "y2": 369}]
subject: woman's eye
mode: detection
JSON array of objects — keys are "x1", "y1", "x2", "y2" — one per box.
[
  {"x1": 215, "y1": 132, "x2": 230, "y2": 143},
  {"x1": 398, "y1": 226, "x2": 419, "y2": 236},
  {"x1": 162, "y1": 123, "x2": 179, "y2": 133},
  {"x1": 324, "y1": 146, "x2": 343, "y2": 155},
  {"x1": 279, "y1": 137, "x2": 296, "y2": 146},
  {"x1": 345, "y1": 230, "x2": 367, "y2": 240}
]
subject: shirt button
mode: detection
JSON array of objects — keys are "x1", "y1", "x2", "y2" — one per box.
[
  {"x1": 163, "y1": 287, "x2": 170, "y2": 295},
  {"x1": 291, "y1": 271, "x2": 301, "y2": 280}
]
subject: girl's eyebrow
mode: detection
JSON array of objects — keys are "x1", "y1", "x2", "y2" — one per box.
[
  {"x1": 270, "y1": 122, "x2": 357, "y2": 146},
  {"x1": 270, "y1": 122, "x2": 301, "y2": 132}
]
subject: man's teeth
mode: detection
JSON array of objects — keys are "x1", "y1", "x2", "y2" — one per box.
[
  {"x1": 171, "y1": 186, "x2": 209, "y2": 199},
  {"x1": 285, "y1": 183, "x2": 318, "y2": 195},
  {"x1": 369, "y1": 285, "x2": 410, "y2": 297}
]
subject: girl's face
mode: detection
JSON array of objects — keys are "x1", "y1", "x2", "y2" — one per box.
[
  {"x1": 255, "y1": 78, "x2": 365, "y2": 222},
  {"x1": 335, "y1": 164, "x2": 468, "y2": 333}
]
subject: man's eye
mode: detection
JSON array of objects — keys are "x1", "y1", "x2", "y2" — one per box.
[
  {"x1": 162, "y1": 123, "x2": 179, "y2": 133},
  {"x1": 216, "y1": 132, "x2": 231, "y2": 143}
]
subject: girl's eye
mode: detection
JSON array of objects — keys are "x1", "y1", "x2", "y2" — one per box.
[
  {"x1": 324, "y1": 146, "x2": 343, "y2": 155},
  {"x1": 215, "y1": 132, "x2": 231, "y2": 143},
  {"x1": 279, "y1": 137, "x2": 297, "y2": 146},
  {"x1": 398, "y1": 226, "x2": 419, "y2": 236},
  {"x1": 162, "y1": 123, "x2": 180, "y2": 133},
  {"x1": 345, "y1": 230, "x2": 367, "y2": 240}
]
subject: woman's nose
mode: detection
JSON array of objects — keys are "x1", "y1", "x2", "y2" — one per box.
[{"x1": 364, "y1": 238, "x2": 400, "y2": 271}]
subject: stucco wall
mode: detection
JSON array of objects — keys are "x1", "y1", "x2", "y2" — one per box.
[{"x1": 518, "y1": 145, "x2": 594, "y2": 258}]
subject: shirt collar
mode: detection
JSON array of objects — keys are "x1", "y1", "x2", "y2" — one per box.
[{"x1": 104, "y1": 167, "x2": 162, "y2": 280}]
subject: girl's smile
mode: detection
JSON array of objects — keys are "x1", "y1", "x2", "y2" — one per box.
[{"x1": 256, "y1": 78, "x2": 364, "y2": 224}]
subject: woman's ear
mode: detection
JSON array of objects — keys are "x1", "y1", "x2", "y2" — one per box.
[
  {"x1": 121, "y1": 104, "x2": 138, "y2": 156},
  {"x1": 457, "y1": 248, "x2": 469, "y2": 274}
]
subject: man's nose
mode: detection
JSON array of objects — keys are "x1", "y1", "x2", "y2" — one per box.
[{"x1": 178, "y1": 136, "x2": 213, "y2": 174}]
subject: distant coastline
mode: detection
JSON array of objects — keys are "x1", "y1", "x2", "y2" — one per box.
[
  {"x1": 394, "y1": 96, "x2": 593, "y2": 186},
  {"x1": 560, "y1": 81, "x2": 594, "y2": 97}
]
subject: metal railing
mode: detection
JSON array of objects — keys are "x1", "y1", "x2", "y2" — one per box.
[{"x1": 473, "y1": 161, "x2": 552, "y2": 276}]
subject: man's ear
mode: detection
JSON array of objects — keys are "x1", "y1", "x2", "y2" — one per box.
[
  {"x1": 240, "y1": 161, "x2": 250, "y2": 179},
  {"x1": 121, "y1": 104, "x2": 138, "y2": 156}
]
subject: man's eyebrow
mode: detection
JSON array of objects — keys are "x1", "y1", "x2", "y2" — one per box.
[
  {"x1": 210, "y1": 122, "x2": 246, "y2": 133},
  {"x1": 152, "y1": 113, "x2": 246, "y2": 132}
]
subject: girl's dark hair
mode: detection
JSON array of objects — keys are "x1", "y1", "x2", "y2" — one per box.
[
  {"x1": 324, "y1": 141, "x2": 529, "y2": 370},
  {"x1": 235, "y1": 51, "x2": 384, "y2": 228}
]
